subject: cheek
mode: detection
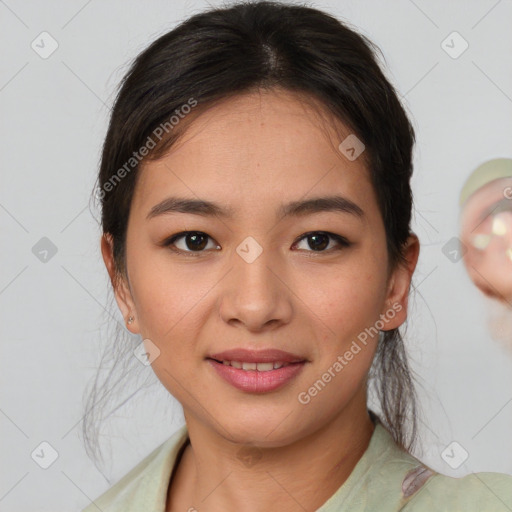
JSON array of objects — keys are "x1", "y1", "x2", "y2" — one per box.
[
  {"x1": 299, "y1": 260, "x2": 387, "y2": 340},
  {"x1": 128, "y1": 256, "x2": 212, "y2": 397},
  {"x1": 295, "y1": 265, "x2": 385, "y2": 414},
  {"x1": 127, "y1": 244, "x2": 212, "y2": 344}
]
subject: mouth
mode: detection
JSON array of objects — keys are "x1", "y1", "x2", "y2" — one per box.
[
  {"x1": 206, "y1": 349, "x2": 307, "y2": 393},
  {"x1": 207, "y1": 348, "x2": 307, "y2": 365},
  {"x1": 209, "y1": 358, "x2": 302, "y2": 371}
]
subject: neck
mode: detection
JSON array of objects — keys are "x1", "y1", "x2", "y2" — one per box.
[{"x1": 167, "y1": 393, "x2": 375, "y2": 512}]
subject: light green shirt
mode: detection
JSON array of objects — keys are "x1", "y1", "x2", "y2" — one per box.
[{"x1": 82, "y1": 417, "x2": 512, "y2": 511}]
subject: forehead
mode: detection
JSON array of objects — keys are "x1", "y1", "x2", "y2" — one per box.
[
  {"x1": 154, "y1": 88, "x2": 359, "y2": 171},
  {"x1": 132, "y1": 89, "x2": 377, "y2": 219}
]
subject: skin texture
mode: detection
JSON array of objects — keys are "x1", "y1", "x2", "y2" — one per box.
[{"x1": 101, "y1": 88, "x2": 419, "y2": 512}]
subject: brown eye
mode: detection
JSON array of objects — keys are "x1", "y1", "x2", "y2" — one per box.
[
  {"x1": 163, "y1": 231, "x2": 220, "y2": 254},
  {"x1": 293, "y1": 231, "x2": 350, "y2": 252}
]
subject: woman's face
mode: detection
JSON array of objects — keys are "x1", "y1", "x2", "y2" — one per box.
[{"x1": 104, "y1": 89, "x2": 416, "y2": 446}]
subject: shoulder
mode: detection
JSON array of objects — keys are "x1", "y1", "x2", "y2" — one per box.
[
  {"x1": 332, "y1": 420, "x2": 512, "y2": 512},
  {"x1": 401, "y1": 470, "x2": 512, "y2": 511},
  {"x1": 375, "y1": 433, "x2": 512, "y2": 511},
  {"x1": 81, "y1": 425, "x2": 189, "y2": 512}
]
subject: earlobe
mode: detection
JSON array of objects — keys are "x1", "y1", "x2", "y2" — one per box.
[
  {"x1": 100, "y1": 233, "x2": 139, "y2": 332},
  {"x1": 381, "y1": 234, "x2": 420, "y2": 330}
]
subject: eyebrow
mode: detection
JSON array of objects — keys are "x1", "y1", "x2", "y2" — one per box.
[{"x1": 146, "y1": 195, "x2": 365, "y2": 220}]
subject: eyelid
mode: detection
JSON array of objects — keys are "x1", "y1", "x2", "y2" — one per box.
[
  {"x1": 161, "y1": 230, "x2": 351, "y2": 255},
  {"x1": 161, "y1": 231, "x2": 221, "y2": 257},
  {"x1": 292, "y1": 231, "x2": 351, "y2": 251}
]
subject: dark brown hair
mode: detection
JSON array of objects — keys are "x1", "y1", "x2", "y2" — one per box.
[{"x1": 84, "y1": 0, "x2": 420, "y2": 466}]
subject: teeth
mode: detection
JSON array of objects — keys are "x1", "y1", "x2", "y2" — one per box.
[{"x1": 219, "y1": 360, "x2": 291, "y2": 371}]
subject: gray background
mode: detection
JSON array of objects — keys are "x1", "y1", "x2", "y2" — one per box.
[{"x1": 1, "y1": 0, "x2": 511, "y2": 510}]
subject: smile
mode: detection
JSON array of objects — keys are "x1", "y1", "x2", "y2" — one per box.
[
  {"x1": 207, "y1": 358, "x2": 306, "y2": 393},
  {"x1": 216, "y1": 360, "x2": 292, "y2": 371}
]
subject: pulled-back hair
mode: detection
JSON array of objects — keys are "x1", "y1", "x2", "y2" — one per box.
[{"x1": 84, "y1": 0, "x2": 420, "y2": 467}]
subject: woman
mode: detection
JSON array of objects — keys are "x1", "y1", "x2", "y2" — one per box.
[{"x1": 82, "y1": 1, "x2": 512, "y2": 510}]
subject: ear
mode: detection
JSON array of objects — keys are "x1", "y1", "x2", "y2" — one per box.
[
  {"x1": 101, "y1": 233, "x2": 139, "y2": 333},
  {"x1": 380, "y1": 234, "x2": 420, "y2": 330}
]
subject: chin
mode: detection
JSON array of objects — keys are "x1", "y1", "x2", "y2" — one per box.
[{"x1": 213, "y1": 412, "x2": 313, "y2": 448}]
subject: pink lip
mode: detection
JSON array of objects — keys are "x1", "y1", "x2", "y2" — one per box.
[
  {"x1": 208, "y1": 348, "x2": 305, "y2": 364},
  {"x1": 207, "y1": 359, "x2": 306, "y2": 393},
  {"x1": 206, "y1": 348, "x2": 307, "y2": 393}
]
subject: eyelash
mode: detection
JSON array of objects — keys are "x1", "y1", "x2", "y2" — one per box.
[{"x1": 161, "y1": 230, "x2": 351, "y2": 257}]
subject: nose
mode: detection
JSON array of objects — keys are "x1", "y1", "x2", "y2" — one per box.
[{"x1": 218, "y1": 244, "x2": 294, "y2": 332}]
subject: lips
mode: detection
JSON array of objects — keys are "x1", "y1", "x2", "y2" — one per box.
[{"x1": 206, "y1": 348, "x2": 307, "y2": 393}]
